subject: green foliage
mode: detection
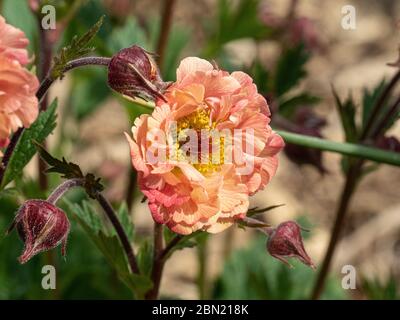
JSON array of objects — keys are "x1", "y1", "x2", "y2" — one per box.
[
  {"x1": 333, "y1": 88, "x2": 358, "y2": 143},
  {"x1": 35, "y1": 142, "x2": 104, "y2": 198},
  {"x1": 213, "y1": 235, "x2": 347, "y2": 299},
  {"x1": 279, "y1": 93, "x2": 321, "y2": 118},
  {"x1": 163, "y1": 228, "x2": 204, "y2": 260},
  {"x1": 117, "y1": 203, "x2": 135, "y2": 242},
  {"x1": 70, "y1": 68, "x2": 110, "y2": 120},
  {"x1": 205, "y1": 0, "x2": 272, "y2": 57},
  {"x1": 274, "y1": 44, "x2": 310, "y2": 97},
  {"x1": 1, "y1": 100, "x2": 58, "y2": 189},
  {"x1": 108, "y1": 17, "x2": 148, "y2": 53},
  {"x1": 35, "y1": 141, "x2": 83, "y2": 179},
  {"x1": 51, "y1": 15, "x2": 104, "y2": 79},
  {"x1": 250, "y1": 61, "x2": 271, "y2": 94},
  {"x1": 137, "y1": 239, "x2": 153, "y2": 277},
  {"x1": 0, "y1": 191, "x2": 132, "y2": 299},
  {"x1": 65, "y1": 200, "x2": 152, "y2": 298},
  {"x1": 362, "y1": 275, "x2": 399, "y2": 300},
  {"x1": 362, "y1": 80, "x2": 386, "y2": 129},
  {"x1": 163, "y1": 26, "x2": 190, "y2": 81},
  {"x1": 149, "y1": 19, "x2": 190, "y2": 81}
]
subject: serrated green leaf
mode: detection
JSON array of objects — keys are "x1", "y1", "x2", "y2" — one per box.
[
  {"x1": 362, "y1": 79, "x2": 386, "y2": 129},
  {"x1": 65, "y1": 200, "x2": 152, "y2": 297},
  {"x1": 1, "y1": 100, "x2": 58, "y2": 189},
  {"x1": 332, "y1": 88, "x2": 358, "y2": 143},
  {"x1": 137, "y1": 239, "x2": 153, "y2": 277},
  {"x1": 34, "y1": 141, "x2": 84, "y2": 179},
  {"x1": 204, "y1": 0, "x2": 273, "y2": 57},
  {"x1": 274, "y1": 44, "x2": 310, "y2": 97},
  {"x1": 51, "y1": 15, "x2": 105, "y2": 79},
  {"x1": 117, "y1": 203, "x2": 134, "y2": 242}
]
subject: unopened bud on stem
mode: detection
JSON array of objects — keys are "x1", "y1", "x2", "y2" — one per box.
[
  {"x1": 107, "y1": 45, "x2": 170, "y2": 102},
  {"x1": 265, "y1": 221, "x2": 315, "y2": 269},
  {"x1": 7, "y1": 200, "x2": 70, "y2": 264}
]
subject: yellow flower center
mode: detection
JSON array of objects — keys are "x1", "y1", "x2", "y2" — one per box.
[{"x1": 174, "y1": 108, "x2": 225, "y2": 174}]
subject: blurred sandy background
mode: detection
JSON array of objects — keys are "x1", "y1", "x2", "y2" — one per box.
[{"x1": 26, "y1": 0, "x2": 400, "y2": 298}]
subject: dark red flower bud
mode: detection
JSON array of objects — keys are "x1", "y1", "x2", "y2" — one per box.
[
  {"x1": 107, "y1": 45, "x2": 170, "y2": 102},
  {"x1": 375, "y1": 135, "x2": 400, "y2": 153},
  {"x1": 7, "y1": 200, "x2": 70, "y2": 264},
  {"x1": 284, "y1": 108, "x2": 327, "y2": 174},
  {"x1": 266, "y1": 221, "x2": 315, "y2": 269}
]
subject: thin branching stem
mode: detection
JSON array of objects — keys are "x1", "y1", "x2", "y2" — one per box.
[
  {"x1": 310, "y1": 160, "x2": 363, "y2": 299},
  {"x1": 310, "y1": 73, "x2": 400, "y2": 298},
  {"x1": 360, "y1": 70, "x2": 400, "y2": 140},
  {"x1": 156, "y1": 0, "x2": 177, "y2": 71},
  {"x1": 145, "y1": 223, "x2": 164, "y2": 300},
  {"x1": 160, "y1": 235, "x2": 183, "y2": 261},
  {"x1": 95, "y1": 192, "x2": 140, "y2": 275},
  {"x1": 46, "y1": 178, "x2": 84, "y2": 204}
]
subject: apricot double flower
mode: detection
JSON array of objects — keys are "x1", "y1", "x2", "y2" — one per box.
[{"x1": 125, "y1": 56, "x2": 284, "y2": 235}]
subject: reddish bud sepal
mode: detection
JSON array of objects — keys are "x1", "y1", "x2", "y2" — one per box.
[
  {"x1": 7, "y1": 200, "x2": 70, "y2": 264},
  {"x1": 266, "y1": 221, "x2": 315, "y2": 269},
  {"x1": 107, "y1": 45, "x2": 170, "y2": 102},
  {"x1": 375, "y1": 135, "x2": 400, "y2": 153}
]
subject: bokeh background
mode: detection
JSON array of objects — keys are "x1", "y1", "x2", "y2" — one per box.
[{"x1": 0, "y1": 0, "x2": 400, "y2": 299}]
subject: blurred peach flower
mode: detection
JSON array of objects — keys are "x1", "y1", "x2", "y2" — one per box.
[
  {"x1": 126, "y1": 57, "x2": 284, "y2": 235},
  {"x1": 0, "y1": 16, "x2": 39, "y2": 155}
]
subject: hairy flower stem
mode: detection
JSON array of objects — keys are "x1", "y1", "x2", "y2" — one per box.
[
  {"x1": 156, "y1": 0, "x2": 176, "y2": 71},
  {"x1": 160, "y1": 235, "x2": 183, "y2": 260},
  {"x1": 197, "y1": 240, "x2": 209, "y2": 300},
  {"x1": 145, "y1": 230, "x2": 185, "y2": 299},
  {"x1": 311, "y1": 160, "x2": 363, "y2": 299},
  {"x1": 46, "y1": 178, "x2": 84, "y2": 204},
  {"x1": 94, "y1": 192, "x2": 140, "y2": 275},
  {"x1": 37, "y1": 22, "x2": 54, "y2": 192},
  {"x1": 46, "y1": 177, "x2": 141, "y2": 276},
  {"x1": 0, "y1": 56, "x2": 111, "y2": 188},
  {"x1": 146, "y1": 223, "x2": 164, "y2": 300}
]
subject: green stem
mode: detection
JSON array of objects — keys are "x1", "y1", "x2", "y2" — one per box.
[
  {"x1": 145, "y1": 223, "x2": 164, "y2": 300},
  {"x1": 310, "y1": 160, "x2": 363, "y2": 299},
  {"x1": 275, "y1": 130, "x2": 400, "y2": 166},
  {"x1": 197, "y1": 240, "x2": 209, "y2": 300},
  {"x1": 156, "y1": 0, "x2": 177, "y2": 71}
]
